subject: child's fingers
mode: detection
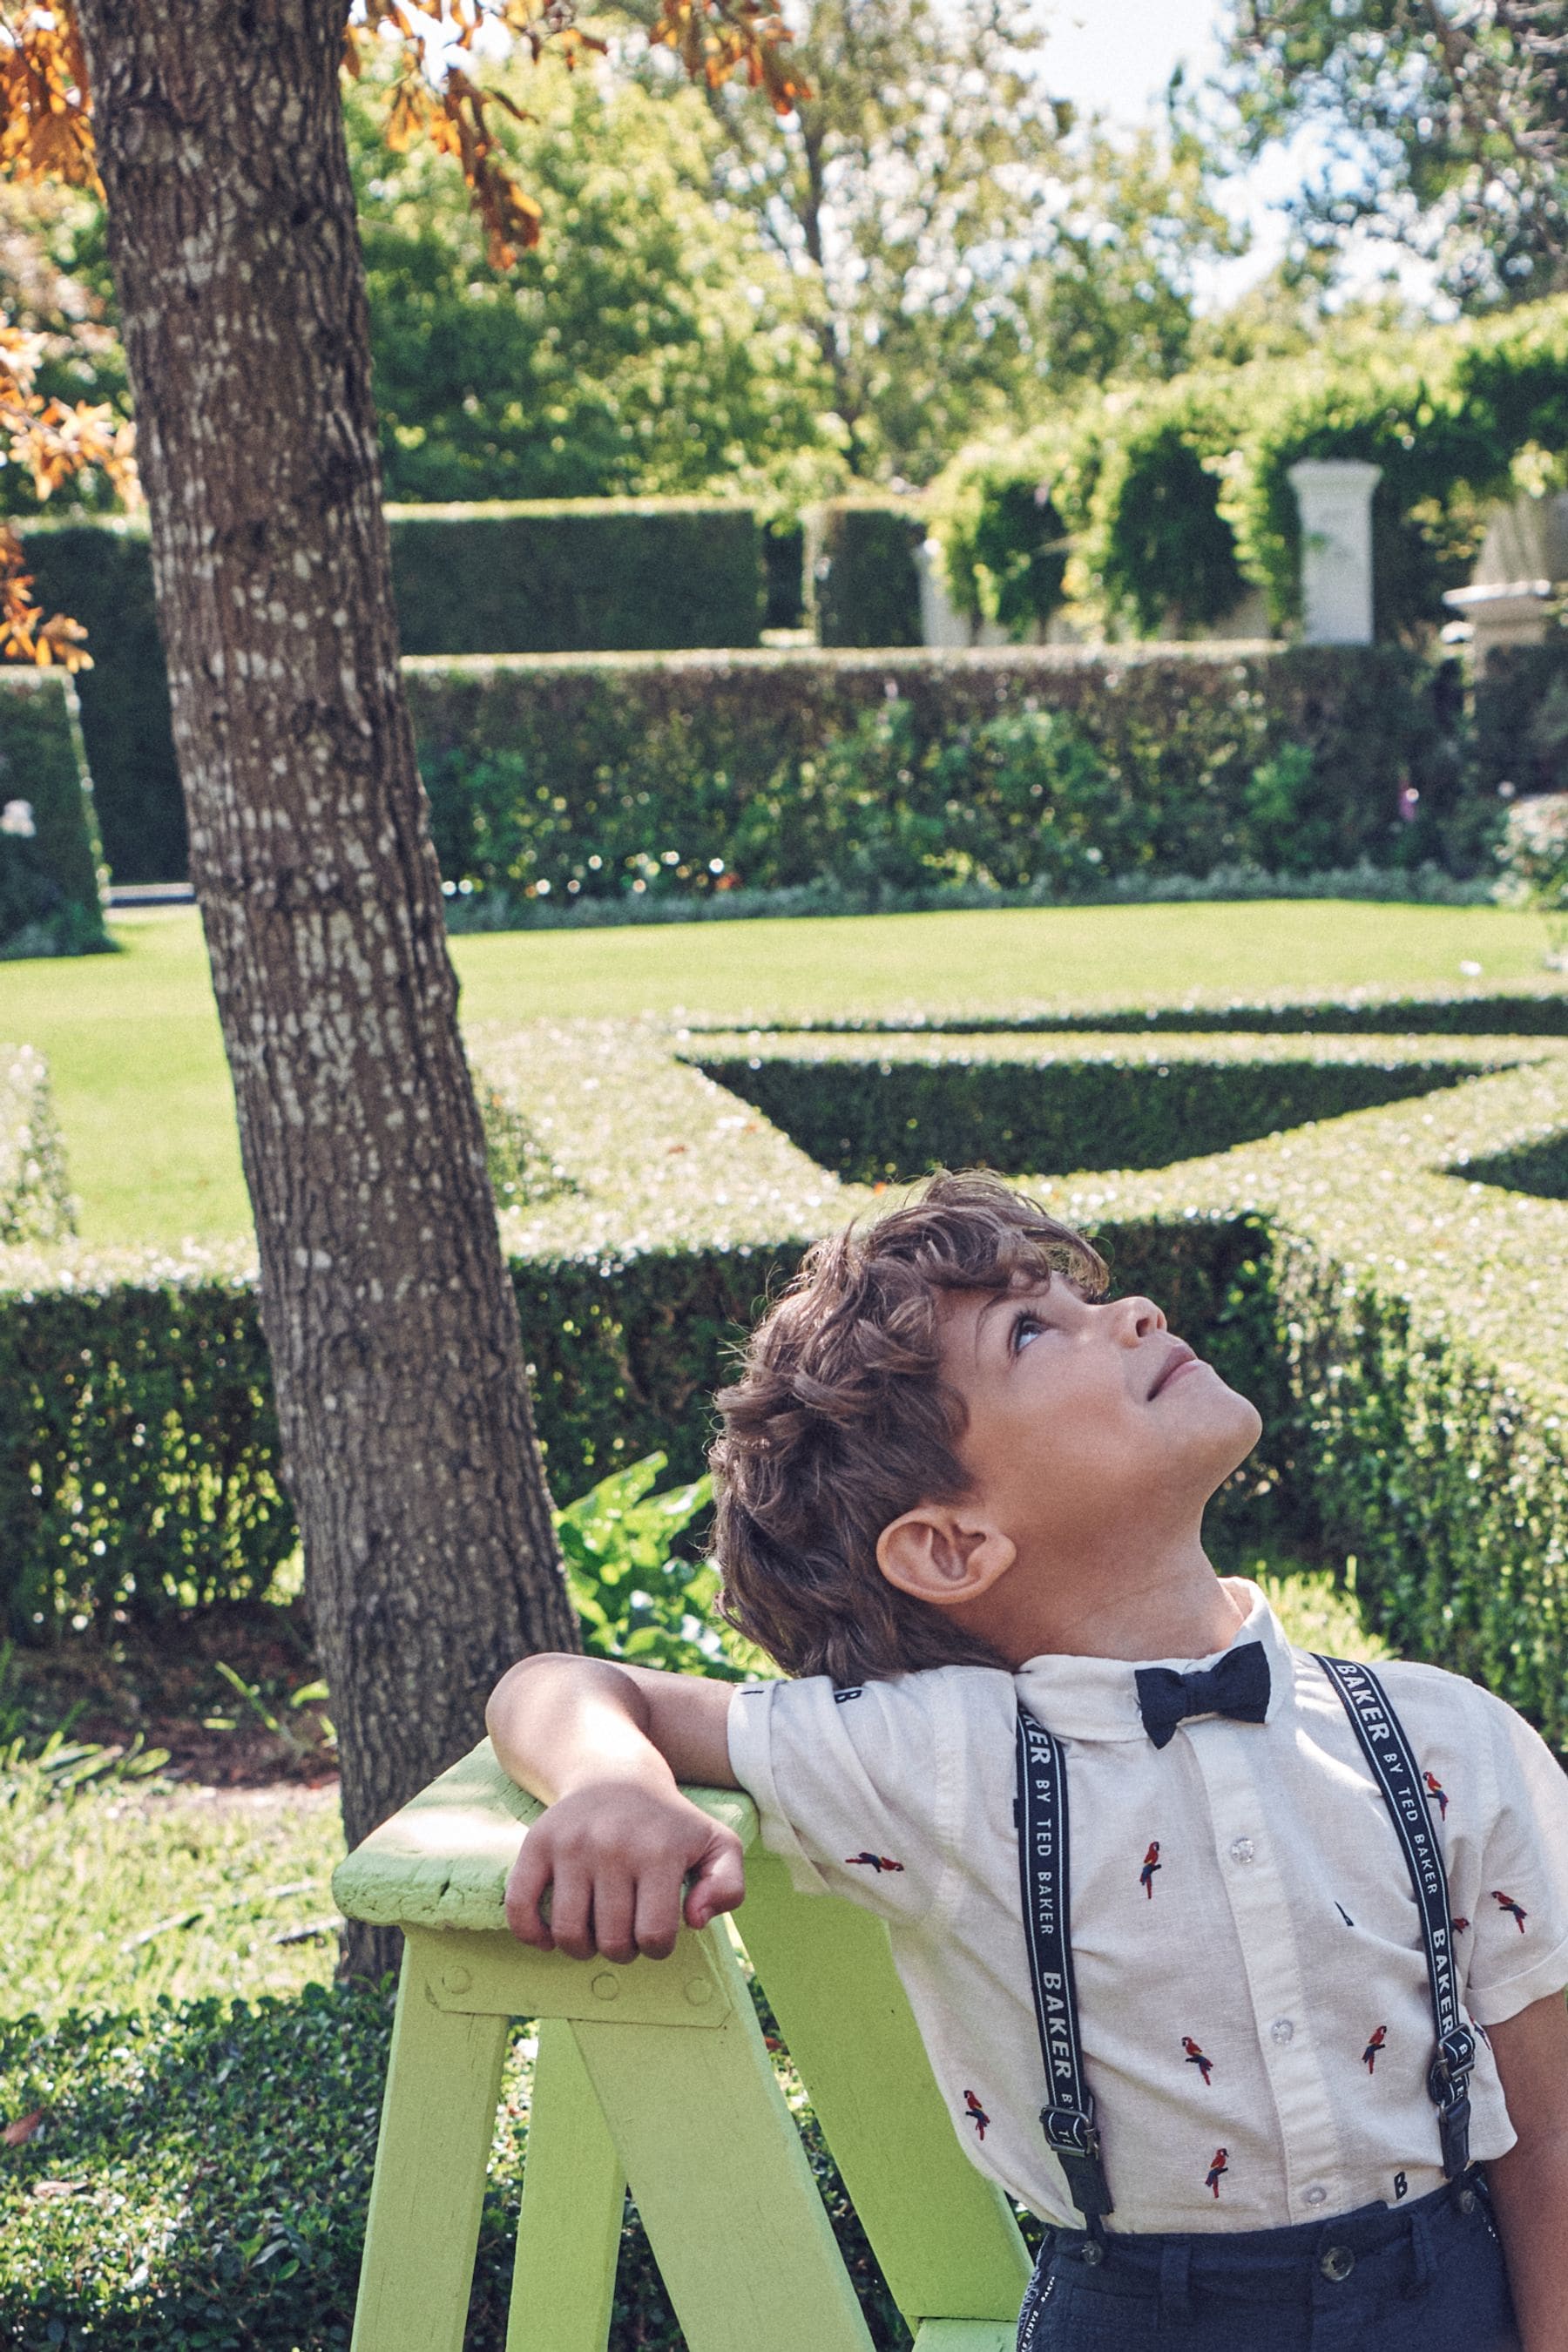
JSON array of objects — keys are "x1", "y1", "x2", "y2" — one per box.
[
  {"x1": 544, "y1": 1860, "x2": 597, "y2": 1962},
  {"x1": 632, "y1": 1869, "x2": 685, "y2": 1962},
  {"x1": 504, "y1": 1837, "x2": 555, "y2": 1949},
  {"x1": 590, "y1": 1879, "x2": 639, "y2": 1968},
  {"x1": 684, "y1": 1830, "x2": 747, "y2": 1930}
]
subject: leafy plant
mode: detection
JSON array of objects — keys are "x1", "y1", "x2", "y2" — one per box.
[{"x1": 555, "y1": 1453, "x2": 760, "y2": 1680}]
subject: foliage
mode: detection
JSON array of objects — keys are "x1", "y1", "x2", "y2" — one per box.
[
  {"x1": 557, "y1": 1451, "x2": 743, "y2": 1677},
  {"x1": 695, "y1": 1031, "x2": 1513, "y2": 1185},
  {"x1": 803, "y1": 499, "x2": 923, "y2": 647},
  {"x1": 17, "y1": 518, "x2": 182, "y2": 886},
  {"x1": 0, "y1": 1042, "x2": 72, "y2": 1244},
  {"x1": 1497, "y1": 788, "x2": 1568, "y2": 965},
  {"x1": 0, "y1": 667, "x2": 105, "y2": 953},
  {"x1": 0, "y1": 1980, "x2": 918, "y2": 2352},
  {"x1": 691, "y1": 0, "x2": 1238, "y2": 483},
  {"x1": 1215, "y1": 0, "x2": 1568, "y2": 314},
  {"x1": 929, "y1": 295, "x2": 1568, "y2": 644},
  {"x1": 389, "y1": 498, "x2": 763, "y2": 656},
  {"x1": 408, "y1": 644, "x2": 1499, "y2": 913},
  {"x1": 349, "y1": 66, "x2": 840, "y2": 509}
]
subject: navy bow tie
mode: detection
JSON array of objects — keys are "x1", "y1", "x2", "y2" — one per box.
[{"x1": 1135, "y1": 1640, "x2": 1272, "y2": 1750}]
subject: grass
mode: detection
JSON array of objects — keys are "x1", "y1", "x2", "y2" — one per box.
[{"x1": 0, "y1": 900, "x2": 1559, "y2": 1246}]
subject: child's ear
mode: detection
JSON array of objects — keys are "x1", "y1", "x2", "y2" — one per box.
[{"x1": 876, "y1": 1508, "x2": 1016, "y2": 1610}]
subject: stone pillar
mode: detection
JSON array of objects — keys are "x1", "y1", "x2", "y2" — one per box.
[{"x1": 1288, "y1": 459, "x2": 1382, "y2": 644}]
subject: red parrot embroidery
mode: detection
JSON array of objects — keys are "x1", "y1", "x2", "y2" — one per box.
[
  {"x1": 1362, "y1": 2025, "x2": 1387, "y2": 2073},
  {"x1": 1182, "y1": 2036, "x2": 1213, "y2": 2085},
  {"x1": 1206, "y1": 2147, "x2": 1228, "y2": 2198},
  {"x1": 1452, "y1": 1916, "x2": 1470, "y2": 1935},
  {"x1": 845, "y1": 1852, "x2": 904, "y2": 1875},
  {"x1": 963, "y1": 2089, "x2": 990, "y2": 2141},
  {"x1": 1424, "y1": 1772, "x2": 1450, "y2": 1821},
  {"x1": 1139, "y1": 1841, "x2": 1162, "y2": 1898},
  {"x1": 1492, "y1": 1889, "x2": 1529, "y2": 1933}
]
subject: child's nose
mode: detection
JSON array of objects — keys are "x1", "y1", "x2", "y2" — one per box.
[{"x1": 1108, "y1": 1294, "x2": 1166, "y2": 1341}]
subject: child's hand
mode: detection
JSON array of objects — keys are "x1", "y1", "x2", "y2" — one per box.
[{"x1": 504, "y1": 1779, "x2": 747, "y2": 1963}]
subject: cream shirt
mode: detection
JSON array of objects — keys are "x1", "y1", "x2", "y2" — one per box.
[{"x1": 727, "y1": 1581, "x2": 1568, "y2": 2234}]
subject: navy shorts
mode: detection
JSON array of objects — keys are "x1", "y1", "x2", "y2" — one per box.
[{"x1": 1016, "y1": 2173, "x2": 1518, "y2": 2352}]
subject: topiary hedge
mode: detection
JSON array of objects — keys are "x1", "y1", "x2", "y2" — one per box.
[
  {"x1": 0, "y1": 669, "x2": 108, "y2": 956},
  {"x1": 802, "y1": 499, "x2": 924, "y2": 647},
  {"x1": 385, "y1": 499, "x2": 764, "y2": 657},
  {"x1": 408, "y1": 641, "x2": 1496, "y2": 914},
  {"x1": 16, "y1": 519, "x2": 185, "y2": 892},
  {"x1": 693, "y1": 1032, "x2": 1518, "y2": 1185},
  {"x1": 5, "y1": 1010, "x2": 1568, "y2": 1756}
]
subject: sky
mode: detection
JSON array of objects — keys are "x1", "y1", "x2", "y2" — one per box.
[{"x1": 1037, "y1": 0, "x2": 1433, "y2": 314}]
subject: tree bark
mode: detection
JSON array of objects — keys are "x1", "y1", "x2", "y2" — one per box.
[{"x1": 71, "y1": 0, "x2": 578, "y2": 1979}]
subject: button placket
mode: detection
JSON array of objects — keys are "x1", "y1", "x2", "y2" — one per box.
[{"x1": 1192, "y1": 1723, "x2": 1346, "y2": 2220}]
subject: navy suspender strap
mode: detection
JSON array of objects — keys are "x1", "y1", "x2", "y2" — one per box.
[
  {"x1": 1314, "y1": 1653, "x2": 1476, "y2": 2180},
  {"x1": 1014, "y1": 1707, "x2": 1115, "y2": 2230}
]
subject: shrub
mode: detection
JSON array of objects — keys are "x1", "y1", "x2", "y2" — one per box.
[
  {"x1": 385, "y1": 499, "x2": 764, "y2": 657},
  {"x1": 803, "y1": 499, "x2": 924, "y2": 647},
  {"x1": 0, "y1": 1985, "x2": 905, "y2": 2352},
  {"x1": 0, "y1": 1047, "x2": 74, "y2": 1247},
  {"x1": 408, "y1": 641, "x2": 1497, "y2": 914},
  {"x1": 17, "y1": 518, "x2": 185, "y2": 891},
  {"x1": 0, "y1": 671, "x2": 107, "y2": 956},
  {"x1": 693, "y1": 1032, "x2": 1515, "y2": 1185}
]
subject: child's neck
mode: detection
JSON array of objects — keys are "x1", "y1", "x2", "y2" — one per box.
[{"x1": 991, "y1": 1532, "x2": 1247, "y2": 1667}]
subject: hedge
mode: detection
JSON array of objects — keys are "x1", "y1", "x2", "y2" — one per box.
[
  {"x1": 385, "y1": 499, "x2": 763, "y2": 658},
  {"x1": 409, "y1": 642, "x2": 1497, "y2": 915},
  {"x1": 803, "y1": 499, "x2": 924, "y2": 647},
  {"x1": 0, "y1": 669, "x2": 108, "y2": 956},
  {"x1": 16, "y1": 503, "x2": 767, "y2": 885},
  {"x1": 5, "y1": 1012, "x2": 1568, "y2": 1759},
  {"x1": 692, "y1": 1032, "x2": 1517, "y2": 1186},
  {"x1": 16, "y1": 519, "x2": 184, "y2": 891},
  {"x1": 929, "y1": 294, "x2": 1568, "y2": 645},
  {"x1": 0, "y1": 1984, "x2": 908, "y2": 2352},
  {"x1": 0, "y1": 1047, "x2": 74, "y2": 1247}
]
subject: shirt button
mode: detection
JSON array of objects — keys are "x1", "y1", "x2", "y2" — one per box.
[
  {"x1": 1270, "y1": 2017, "x2": 1294, "y2": 2045},
  {"x1": 1228, "y1": 1837, "x2": 1256, "y2": 1865},
  {"x1": 1303, "y1": 2185, "x2": 1328, "y2": 2208}
]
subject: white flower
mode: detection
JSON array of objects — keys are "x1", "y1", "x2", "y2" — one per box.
[{"x1": 0, "y1": 799, "x2": 36, "y2": 839}]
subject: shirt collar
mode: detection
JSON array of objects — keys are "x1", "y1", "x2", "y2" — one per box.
[{"x1": 1011, "y1": 1578, "x2": 1293, "y2": 1744}]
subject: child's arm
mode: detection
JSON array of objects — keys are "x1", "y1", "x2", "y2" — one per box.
[
  {"x1": 1484, "y1": 1990, "x2": 1568, "y2": 2349},
  {"x1": 486, "y1": 1653, "x2": 744, "y2": 1967}
]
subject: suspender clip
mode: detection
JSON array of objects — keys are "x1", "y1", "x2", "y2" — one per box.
[
  {"x1": 1040, "y1": 2106, "x2": 1115, "y2": 2221},
  {"x1": 1429, "y1": 2026, "x2": 1476, "y2": 2179}
]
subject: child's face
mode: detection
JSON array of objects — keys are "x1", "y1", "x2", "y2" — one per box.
[{"x1": 932, "y1": 1274, "x2": 1261, "y2": 1570}]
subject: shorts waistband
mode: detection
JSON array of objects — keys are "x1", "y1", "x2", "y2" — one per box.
[{"x1": 1041, "y1": 2171, "x2": 1487, "y2": 2281}]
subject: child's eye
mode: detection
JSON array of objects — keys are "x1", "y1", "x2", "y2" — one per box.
[{"x1": 1010, "y1": 1311, "x2": 1043, "y2": 1355}]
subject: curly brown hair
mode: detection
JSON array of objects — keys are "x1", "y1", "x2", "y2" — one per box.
[{"x1": 710, "y1": 1170, "x2": 1106, "y2": 1684}]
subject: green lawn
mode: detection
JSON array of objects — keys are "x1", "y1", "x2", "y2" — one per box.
[{"x1": 0, "y1": 900, "x2": 1557, "y2": 1246}]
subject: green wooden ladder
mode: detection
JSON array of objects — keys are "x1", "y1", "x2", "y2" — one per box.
[{"x1": 334, "y1": 1739, "x2": 1032, "y2": 2352}]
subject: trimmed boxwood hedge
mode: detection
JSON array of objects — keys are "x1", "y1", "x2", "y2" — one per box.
[
  {"x1": 0, "y1": 670, "x2": 107, "y2": 956},
  {"x1": 694, "y1": 1033, "x2": 1516, "y2": 1184},
  {"x1": 803, "y1": 498, "x2": 924, "y2": 647},
  {"x1": 16, "y1": 503, "x2": 767, "y2": 884},
  {"x1": 409, "y1": 641, "x2": 1495, "y2": 911},
  {"x1": 16, "y1": 520, "x2": 184, "y2": 892},
  {"x1": 385, "y1": 499, "x2": 764, "y2": 658}
]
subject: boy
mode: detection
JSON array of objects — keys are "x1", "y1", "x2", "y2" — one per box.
[{"x1": 488, "y1": 1173, "x2": 1568, "y2": 2349}]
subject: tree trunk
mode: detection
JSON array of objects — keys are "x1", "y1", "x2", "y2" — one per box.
[{"x1": 71, "y1": 0, "x2": 578, "y2": 1980}]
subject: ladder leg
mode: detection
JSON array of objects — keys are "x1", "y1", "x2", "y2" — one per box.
[
  {"x1": 506, "y1": 2017, "x2": 624, "y2": 2352},
  {"x1": 350, "y1": 1938, "x2": 511, "y2": 2352}
]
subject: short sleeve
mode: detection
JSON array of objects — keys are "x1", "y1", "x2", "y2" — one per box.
[
  {"x1": 727, "y1": 1666, "x2": 1007, "y2": 1925},
  {"x1": 1465, "y1": 1693, "x2": 1568, "y2": 2027}
]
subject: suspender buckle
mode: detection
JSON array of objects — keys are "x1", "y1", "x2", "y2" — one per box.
[
  {"x1": 1040, "y1": 2106, "x2": 1115, "y2": 2222},
  {"x1": 1429, "y1": 2027, "x2": 1476, "y2": 2180}
]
